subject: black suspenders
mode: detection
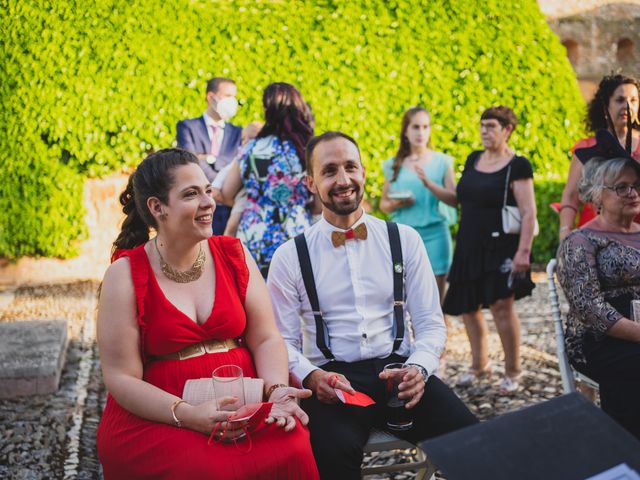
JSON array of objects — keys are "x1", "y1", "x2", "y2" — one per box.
[
  {"x1": 387, "y1": 221, "x2": 405, "y2": 352},
  {"x1": 294, "y1": 234, "x2": 335, "y2": 360},
  {"x1": 293, "y1": 221, "x2": 405, "y2": 360}
]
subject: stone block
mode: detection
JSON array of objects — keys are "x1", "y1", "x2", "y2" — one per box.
[{"x1": 0, "y1": 320, "x2": 68, "y2": 398}]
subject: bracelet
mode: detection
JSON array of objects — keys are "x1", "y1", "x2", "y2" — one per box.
[
  {"x1": 559, "y1": 226, "x2": 570, "y2": 232},
  {"x1": 265, "y1": 383, "x2": 288, "y2": 399},
  {"x1": 170, "y1": 399, "x2": 187, "y2": 428},
  {"x1": 558, "y1": 204, "x2": 578, "y2": 213}
]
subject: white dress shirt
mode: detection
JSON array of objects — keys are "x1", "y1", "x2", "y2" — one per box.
[{"x1": 267, "y1": 211, "x2": 446, "y2": 385}]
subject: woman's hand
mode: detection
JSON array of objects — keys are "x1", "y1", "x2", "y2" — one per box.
[
  {"x1": 414, "y1": 165, "x2": 432, "y2": 189},
  {"x1": 265, "y1": 387, "x2": 313, "y2": 431},
  {"x1": 395, "y1": 197, "x2": 415, "y2": 209},
  {"x1": 181, "y1": 397, "x2": 245, "y2": 440},
  {"x1": 512, "y1": 249, "x2": 531, "y2": 273}
]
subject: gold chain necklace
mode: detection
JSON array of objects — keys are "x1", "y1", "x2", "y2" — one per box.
[{"x1": 154, "y1": 237, "x2": 205, "y2": 283}]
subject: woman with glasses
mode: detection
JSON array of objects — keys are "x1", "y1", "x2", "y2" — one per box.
[
  {"x1": 442, "y1": 106, "x2": 536, "y2": 394},
  {"x1": 557, "y1": 130, "x2": 640, "y2": 440}
]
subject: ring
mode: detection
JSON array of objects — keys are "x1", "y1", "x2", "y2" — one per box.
[{"x1": 328, "y1": 374, "x2": 339, "y2": 388}]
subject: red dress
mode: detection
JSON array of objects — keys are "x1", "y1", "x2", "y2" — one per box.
[{"x1": 97, "y1": 236, "x2": 319, "y2": 480}]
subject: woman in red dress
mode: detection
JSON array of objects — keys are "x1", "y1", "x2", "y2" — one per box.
[
  {"x1": 96, "y1": 148, "x2": 319, "y2": 479},
  {"x1": 559, "y1": 74, "x2": 640, "y2": 240}
]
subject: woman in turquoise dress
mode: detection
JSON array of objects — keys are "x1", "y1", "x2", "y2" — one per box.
[
  {"x1": 380, "y1": 107, "x2": 457, "y2": 300},
  {"x1": 221, "y1": 83, "x2": 314, "y2": 277}
]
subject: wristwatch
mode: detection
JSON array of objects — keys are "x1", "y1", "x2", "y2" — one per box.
[
  {"x1": 206, "y1": 154, "x2": 217, "y2": 165},
  {"x1": 405, "y1": 363, "x2": 428, "y2": 383}
]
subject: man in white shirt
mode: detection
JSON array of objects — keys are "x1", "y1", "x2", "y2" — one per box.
[{"x1": 267, "y1": 131, "x2": 477, "y2": 479}]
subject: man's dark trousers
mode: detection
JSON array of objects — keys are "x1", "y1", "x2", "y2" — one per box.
[
  {"x1": 301, "y1": 354, "x2": 478, "y2": 479},
  {"x1": 213, "y1": 205, "x2": 231, "y2": 236}
]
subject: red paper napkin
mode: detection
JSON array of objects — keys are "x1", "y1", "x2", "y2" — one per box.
[{"x1": 335, "y1": 389, "x2": 375, "y2": 407}]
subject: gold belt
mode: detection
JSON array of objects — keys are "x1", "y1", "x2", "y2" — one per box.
[{"x1": 150, "y1": 338, "x2": 240, "y2": 362}]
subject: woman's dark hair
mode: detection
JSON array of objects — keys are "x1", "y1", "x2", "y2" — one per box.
[
  {"x1": 586, "y1": 74, "x2": 640, "y2": 132},
  {"x1": 257, "y1": 82, "x2": 314, "y2": 167},
  {"x1": 112, "y1": 148, "x2": 199, "y2": 251},
  {"x1": 480, "y1": 106, "x2": 518, "y2": 129},
  {"x1": 391, "y1": 107, "x2": 430, "y2": 182}
]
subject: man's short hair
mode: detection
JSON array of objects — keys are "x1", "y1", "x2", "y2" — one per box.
[
  {"x1": 305, "y1": 131, "x2": 360, "y2": 176},
  {"x1": 480, "y1": 105, "x2": 518, "y2": 129},
  {"x1": 206, "y1": 77, "x2": 235, "y2": 94}
]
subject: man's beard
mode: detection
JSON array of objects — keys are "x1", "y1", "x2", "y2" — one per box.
[{"x1": 319, "y1": 184, "x2": 363, "y2": 216}]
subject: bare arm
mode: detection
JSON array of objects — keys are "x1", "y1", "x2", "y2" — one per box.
[
  {"x1": 97, "y1": 258, "x2": 233, "y2": 435},
  {"x1": 415, "y1": 165, "x2": 458, "y2": 206},
  {"x1": 559, "y1": 155, "x2": 583, "y2": 240},
  {"x1": 220, "y1": 160, "x2": 243, "y2": 206},
  {"x1": 242, "y1": 249, "x2": 290, "y2": 390},
  {"x1": 557, "y1": 233, "x2": 640, "y2": 343},
  {"x1": 242, "y1": 247, "x2": 311, "y2": 429},
  {"x1": 379, "y1": 180, "x2": 415, "y2": 214},
  {"x1": 511, "y1": 178, "x2": 536, "y2": 273}
]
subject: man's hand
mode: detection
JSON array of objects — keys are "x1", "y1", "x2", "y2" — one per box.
[
  {"x1": 303, "y1": 370, "x2": 355, "y2": 404},
  {"x1": 378, "y1": 366, "x2": 425, "y2": 409}
]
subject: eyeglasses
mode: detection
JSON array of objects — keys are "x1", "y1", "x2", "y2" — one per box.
[{"x1": 603, "y1": 183, "x2": 640, "y2": 197}]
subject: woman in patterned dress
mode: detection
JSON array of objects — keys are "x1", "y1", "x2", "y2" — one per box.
[{"x1": 222, "y1": 83, "x2": 314, "y2": 277}]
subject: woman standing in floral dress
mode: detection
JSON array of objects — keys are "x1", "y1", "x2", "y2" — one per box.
[{"x1": 222, "y1": 83, "x2": 314, "y2": 277}]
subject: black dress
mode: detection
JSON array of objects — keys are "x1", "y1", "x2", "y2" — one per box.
[{"x1": 443, "y1": 151, "x2": 535, "y2": 315}]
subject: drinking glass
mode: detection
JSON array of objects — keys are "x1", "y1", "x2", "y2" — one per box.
[
  {"x1": 212, "y1": 364, "x2": 245, "y2": 412},
  {"x1": 383, "y1": 362, "x2": 413, "y2": 431},
  {"x1": 632, "y1": 300, "x2": 640, "y2": 322}
]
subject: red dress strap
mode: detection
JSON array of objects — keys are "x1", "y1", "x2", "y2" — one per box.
[
  {"x1": 209, "y1": 236, "x2": 249, "y2": 304},
  {"x1": 111, "y1": 244, "x2": 150, "y2": 362},
  {"x1": 571, "y1": 136, "x2": 596, "y2": 155}
]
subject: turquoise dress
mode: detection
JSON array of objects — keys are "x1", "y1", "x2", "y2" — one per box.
[{"x1": 383, "y1": 153, "x2": 454, "y2": 275}]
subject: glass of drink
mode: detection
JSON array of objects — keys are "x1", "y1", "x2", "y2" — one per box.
[
  {"x1": 212, "y1": 364, "x2": 245, "y2": 412},
  {"x1": 632, "y1": 300, "x2": 640, "y2": 322},
  {"x1": 383, "y1": 362, "x2": 413, "y2": 431}
]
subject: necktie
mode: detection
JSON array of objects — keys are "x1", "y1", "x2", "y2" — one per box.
[
  {"x1": 209, "y1": 124, "x2": 220, "y2": 157},
  {"x1": 331, "y1": 223, "x2": 368, "y2": 248}
]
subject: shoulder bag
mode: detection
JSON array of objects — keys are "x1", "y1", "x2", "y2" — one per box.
[{"x1": 501, "y1": 162, "x2": 539, "y2": 236}]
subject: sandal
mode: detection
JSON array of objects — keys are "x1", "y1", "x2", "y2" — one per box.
[
  {"x1": 456, "y1": 363, "x2": 492, "y2": 387},
  {"x1": 499, "y1": 374, "x2": 522, "y2": 394}
]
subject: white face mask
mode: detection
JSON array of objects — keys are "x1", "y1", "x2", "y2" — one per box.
[{"x1": 216, "y1": 96, "x2": 238, "y2": 120}]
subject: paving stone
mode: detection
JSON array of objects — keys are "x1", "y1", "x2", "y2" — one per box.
[{"x1": 0, "y1": 320, "x2": 68, "y2": 398}]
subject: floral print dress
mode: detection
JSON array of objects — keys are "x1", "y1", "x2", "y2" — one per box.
[{"x1": 237, "y1": 135, "x2": 311, "y2": 274}]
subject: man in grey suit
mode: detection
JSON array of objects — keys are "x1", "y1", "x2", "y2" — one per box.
[{"x1": 177, "y1": 77, "x2": 243, "y2": 235}]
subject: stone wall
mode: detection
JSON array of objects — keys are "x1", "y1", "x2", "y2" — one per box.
[
  {"x1": 540, "y1": 1, "x2": 640, "y2": 101},
  {"x1": 538, "y1": 0, "x2": 640, "y2": 19}
]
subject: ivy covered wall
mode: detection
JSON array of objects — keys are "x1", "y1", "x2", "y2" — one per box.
[{"x1": 0, "y1": 0, "x2": 584, "y2": 260}]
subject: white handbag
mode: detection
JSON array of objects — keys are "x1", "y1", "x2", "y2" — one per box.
[{"x1": 501, "y1": 163, "x2": 539, "y2": 236}]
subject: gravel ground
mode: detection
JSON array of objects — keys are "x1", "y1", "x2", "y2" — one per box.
[{"x1": 0, "y1": 278, "x2": 573, "y2": 479}]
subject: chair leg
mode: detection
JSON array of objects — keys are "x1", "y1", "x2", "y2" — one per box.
[
  {"x1": 414, "y1": 448, "x2": 437, "y2": 480},
  {"x1": 576, "y1": 383, "x2": 598, "y2": 403}
]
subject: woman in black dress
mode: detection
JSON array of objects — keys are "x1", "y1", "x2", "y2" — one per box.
[{"x1": 443, "y1": 106, "x2": 537, "y2": 393}]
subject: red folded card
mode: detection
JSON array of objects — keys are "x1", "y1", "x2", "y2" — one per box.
[{"x1": 335, "y1": 389, "x2": 375, "y2": 407}]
